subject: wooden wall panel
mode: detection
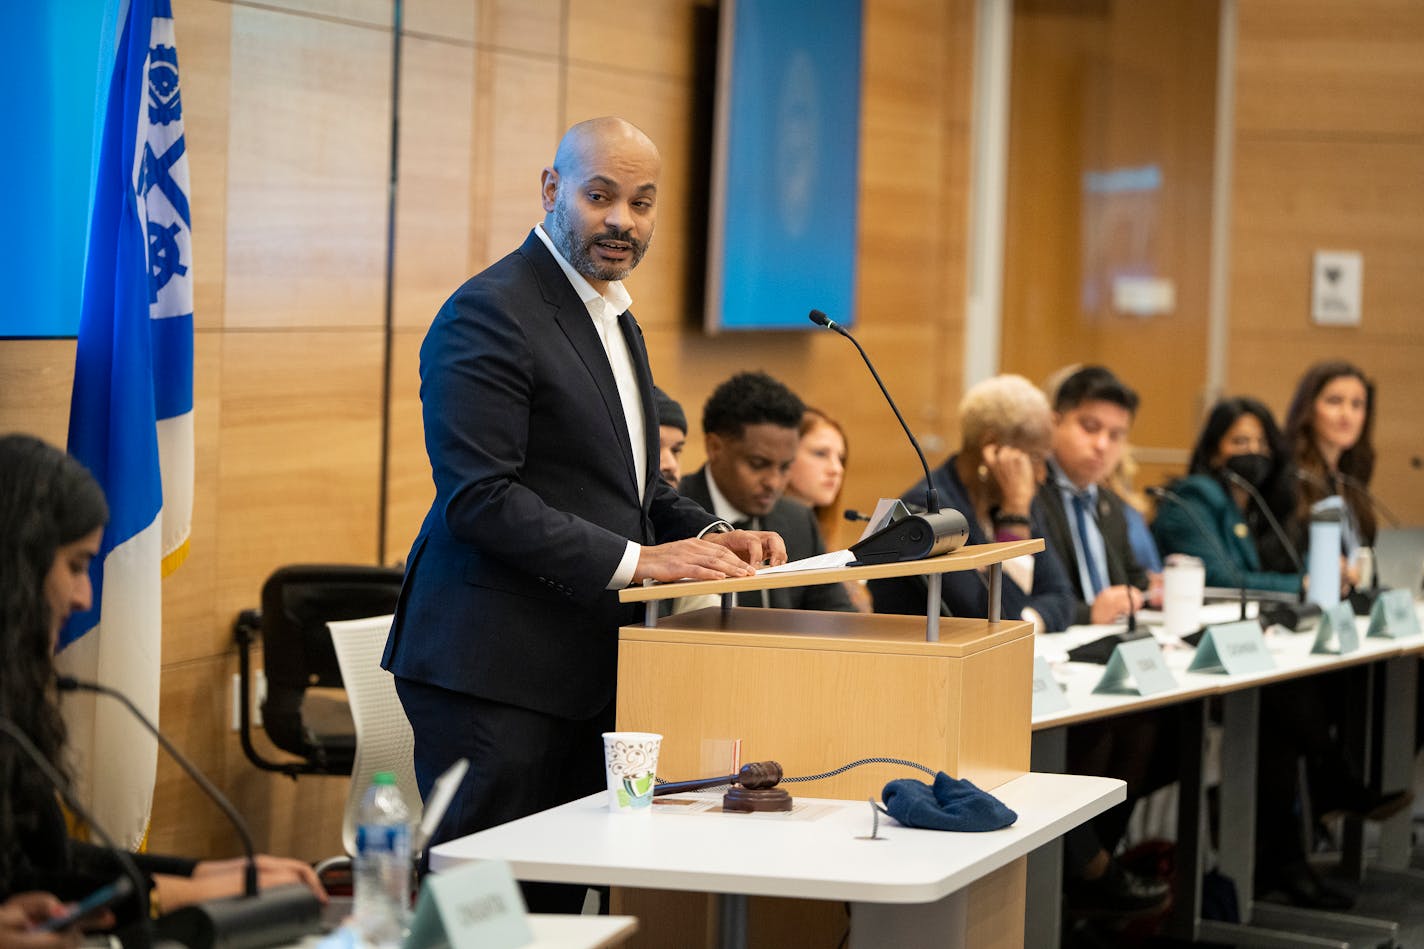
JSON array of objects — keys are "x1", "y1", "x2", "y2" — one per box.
[
  {"x1": 1001, "y1": 0, "x2": 1219, "y2": 458},
  {"x1": 476, "y1": 0, "x2": 564, "y2": 57},
  {"x1": 566, "y1": 0, "x2": 701, "y2": 80},
  {"x1": 1229, "y1": 0, "x2": 1424, "y2": 525},
  {"x1": 0, "y1": 339, "x2": 75, "y2": 445},
  {"x1": 1235, "y1": 0, "x2": 1424, "y2": 138},
  {"x1": 406, "y1": 0, "x2": 476, "y2": 42},
  {"x1": 215, "y1": 330, "x2": 384, "y2": 620},
  {"x1": 384, "y1": 329, "x2": 432, "y2": 564},
  {"x1": 175, "y1": 0, "x2": 231, "y2": 331},
  {"x1": 149, "y1": 655, "x2": 235, "y2": 856},
  {"x1": 248, "y1": 0, "x2": 392, "y2": 29},
  {"x1": 224, "y1": 5, "x2": 392, "y2": 329},
  {"x1": 468, "y1": 52, "x2": 562, "y2": 271},
  {"x1": 392, "y1": 33, "x2": 475, "y2": 328},
  {"x1": 1230, "y1": 139, "x2": 1424, "y2": 339}
]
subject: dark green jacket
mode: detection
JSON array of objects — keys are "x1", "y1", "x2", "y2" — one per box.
[{"x1": 1151, "y1": 473, "x2": 1302, "y2": 594}]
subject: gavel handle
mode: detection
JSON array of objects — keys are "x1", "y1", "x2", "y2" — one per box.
[{"x1": 652, "y1": 774, "x2": 736, "y2": 796}]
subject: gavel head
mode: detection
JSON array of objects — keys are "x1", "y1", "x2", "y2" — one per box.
[{"x1": 735, "y1": 760, "x2": 783, "y2": 789}]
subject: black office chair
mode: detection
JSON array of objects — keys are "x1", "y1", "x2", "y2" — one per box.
[{"x1": 234, "y1": 564, "x2": 405, "y2": 779}]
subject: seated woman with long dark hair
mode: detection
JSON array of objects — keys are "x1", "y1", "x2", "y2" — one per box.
[
  {"x1": 1151, "y1": 397, "x2": 1303, "y2": 592},
  {"x1": 0, "y1": 434, "x2": 324, "y2": 925},
  {"x1": 1152, "y1": 400, "x2": 1406, "y2": 909}
]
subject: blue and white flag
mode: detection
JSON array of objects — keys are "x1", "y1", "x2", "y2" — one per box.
[{"x1": 59, "y1": 0, "x2": 194, "y2": 848}]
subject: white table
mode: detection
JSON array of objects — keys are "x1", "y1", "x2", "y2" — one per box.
[
  {"x1": 521, "y1": 914, "x2": 638, "y2": 948},
  {"x1": 1028, "y1": 603, "x2": 1424, "y2": 948},
  {"x1": 431, "y1": 772, "x2": 1124, "y2": 949},
  {"x1": 298, "y1": 913, "x2": 637, "y2": 949}
]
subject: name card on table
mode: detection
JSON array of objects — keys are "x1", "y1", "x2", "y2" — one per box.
[
  {"x1": 1188, "y1": 620, "x2": 1275, "y2": 675},
  {"x1": 407, "y1": 859, "x2": 532, "y2": 949},
  {"x1": 1031, "y1": 656, "x2": 1070, "y2": 715},
  {"x1": 1093, "y1": 637, "x2": 1179, "y2": 696},
  {"x1": 1313, "y1": 601, "x2": 1360, "y2": 655},
  {"x1": 1368, "y1": 589, "x2": 1422, "y2": 640}
]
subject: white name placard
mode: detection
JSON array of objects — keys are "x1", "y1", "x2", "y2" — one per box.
[
  {"x1": 406, "y1": 859, "x2": 532, "y2": 949},
  {"x1": 1188, "y1": 620, "x2": 1275, "y2": 675}
]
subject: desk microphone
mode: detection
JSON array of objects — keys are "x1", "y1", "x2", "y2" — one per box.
[
  {"x1": 55, "y1": 676, "x2": 321, "y2": 949},
  {"x1": 843, "y1": 509, "x2": 872, "y2": 523},
  {"x1": 809, "y1": 309, "x2": 967, "y2": 563},
  {"x1": 1295, "y1": 467, "x2": 1401, "y2": 529},
  {"x1": 1147, "y1": 486, "x2": 1250, "y2": 622},
  {"x1": 0, "y1": 716, "x2": 152, "y2": 949},
  {"x1": 57, "y1": 675, "x2": 260, "y2": 898},
  {"x1": 1220, "y1": 468, "x2": 1304, "y2": 576}
]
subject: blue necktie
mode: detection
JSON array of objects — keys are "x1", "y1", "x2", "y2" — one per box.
[{"x1": 1071, "y1": 492, "x2": 1105, "y2": 597}]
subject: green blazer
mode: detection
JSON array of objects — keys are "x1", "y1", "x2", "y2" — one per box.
[{"x1": 1151, "y1": 473, "x2": 1302, "y2": 594}]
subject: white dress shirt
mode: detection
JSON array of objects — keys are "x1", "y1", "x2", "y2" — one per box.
[{"x1": 532, "y1": 224, "x2": 644, "y2": 589}]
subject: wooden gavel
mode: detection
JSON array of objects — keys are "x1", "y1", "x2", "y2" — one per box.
[{"x1": 652, "y1": 760, "x2": 784, "y2": 796}]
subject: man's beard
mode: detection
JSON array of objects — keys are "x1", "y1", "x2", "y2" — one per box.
[{"x1": 550, "y1": 198, "x2": 651, "y2": 283}]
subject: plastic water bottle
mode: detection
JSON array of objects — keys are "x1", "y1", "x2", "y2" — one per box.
[{"x1": 353, "y1": 771, "x2": 411, "y2": 948}]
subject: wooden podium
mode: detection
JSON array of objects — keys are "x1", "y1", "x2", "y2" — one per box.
[{"x1": 612, "y1": 539, "x2": 1042, "y2": 948}]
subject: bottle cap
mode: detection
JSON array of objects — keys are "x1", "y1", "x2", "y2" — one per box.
[{"x1": 373, "y1": 771, "x2": 397, "y2": 785}]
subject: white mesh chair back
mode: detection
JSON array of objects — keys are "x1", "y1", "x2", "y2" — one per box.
[{"x1": 327, "y1": 614, "x2": 420, "y2": 857}]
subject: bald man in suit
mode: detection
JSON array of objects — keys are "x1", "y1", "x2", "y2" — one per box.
[{"x1": 383, "y1": 118, "x2": 784, "y2": 911}]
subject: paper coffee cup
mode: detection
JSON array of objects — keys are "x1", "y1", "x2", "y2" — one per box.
[{"x1": 602, "y1": 732, "x2": 661, "y2": 813}]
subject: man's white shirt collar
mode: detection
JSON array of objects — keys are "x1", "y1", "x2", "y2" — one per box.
[
  {"x1": 704, "y1": 468, "x2": 747, "y2": 524},
  {"x1": 533, "y1": 223, "x2": 632, "y2": 315}
]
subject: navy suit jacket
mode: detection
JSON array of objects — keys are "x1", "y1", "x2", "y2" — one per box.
[
  {"x1": 1035, "y1": 475, "x2": 1148, "y2": 626},
  {"x1": 382, "y1": 232, "x2": 718, "y2": 719},
  {"x1": 867, "y1": 456, "x2": 1076, "y2": 632},
  {"x1": 678, "y1": 467, "x2": 855, "y2": 613}
]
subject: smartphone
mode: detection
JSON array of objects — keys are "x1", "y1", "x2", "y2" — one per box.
[{"x1": 33, "y1": 877, "x2": 134, "y2": 933}]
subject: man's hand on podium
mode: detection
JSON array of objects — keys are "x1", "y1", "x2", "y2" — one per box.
[
  {"x1": 709, "y1": 529, "x2": 787, "y2": 570},
  {"x1": 632, "y1": 531, "x2": 787, "y2": 583}
]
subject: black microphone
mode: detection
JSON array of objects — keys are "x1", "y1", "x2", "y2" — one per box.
[
  {"x1": 55, "y1": 677, "x2": 322, "y2": 949},
  {"x1": 1220, "y1": 468, "x2": 1305, "y2": 575},
  {"x1": 56, "y1": 675, "x2": 260, "y2": 897},
  {"x1": 1148, "y1": 486, "x2": 1249, "y2": 622},
  {"x1": 1296, "y1": 467, "x2": 1402, "y2": 528},
  {"x1": 809, "y1": 309, "x2": 938, "y2": 513},
  {"x1": 843, "y1": 509, "x2": 872, "y2": 523},
  {"x1": 809, "y1": 309, "x2": 968, "y2": 565},
  {"x1": 0, "y1": 716, "x2": 153, "y2": 949}
]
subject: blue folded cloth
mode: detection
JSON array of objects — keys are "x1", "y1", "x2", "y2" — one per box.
[{"x1": 881, "y1": 771, "x2": 1017, "y2": 831}]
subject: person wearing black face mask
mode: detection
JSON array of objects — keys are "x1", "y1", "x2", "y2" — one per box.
[
  {"x1": 1153, "y1": 399, "x2": 1405, "y2": 910},
  {"x1": 1151, "y1": 397, "x2": 1303, "y2": 593}
]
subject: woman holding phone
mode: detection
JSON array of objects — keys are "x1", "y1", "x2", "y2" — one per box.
[{"x1": 0, "y1": 434, "x2": 324, "y2": 925}]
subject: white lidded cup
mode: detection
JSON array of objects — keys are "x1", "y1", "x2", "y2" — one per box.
[{"x1": 1162, "y1": 554, "x2": 1206, "y2": 637}]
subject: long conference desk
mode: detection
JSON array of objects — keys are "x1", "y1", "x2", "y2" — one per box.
[{"x1": 1028, "y1": 598, "x2": 1424, "y2": 949}]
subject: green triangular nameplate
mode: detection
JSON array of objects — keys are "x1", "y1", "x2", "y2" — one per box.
[
  {"x1": 407, "y1": 859, "x2": 532, "y2": 949},
  {"x1": 1093, "y1": 638, "x2": 1178, "y2": 696},
  {"x1": 1367, "y1": 589, "x2": 1422, "y2": 639},
  {"x1": 1188, "y1": 620, "x2": 1274, "y2": 674},
  {"x1": 1313, "y1": 601, "x2": 1360, "y2": 655}
]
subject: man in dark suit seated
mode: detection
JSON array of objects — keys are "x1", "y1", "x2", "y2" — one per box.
[
  {"x1": 382, "y1": 117, "x2": 786, "y2": 913},
  {"x1": 1038, "y1": 365, "x2": 1148, "y2": 626},
  {"x1": 680, "y1": 372, "x2": 854, "y2": 612},
  {"x1": 1041, "y1": 366, "x2": 1175, "y2": 920}
]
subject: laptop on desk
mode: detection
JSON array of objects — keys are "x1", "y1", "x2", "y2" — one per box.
[{"x1": 1374, "y1": 527, "x2": 1424, "y2": 595}]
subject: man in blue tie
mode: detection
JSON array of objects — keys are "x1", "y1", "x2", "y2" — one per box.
[{"x1": 1037, "y1": 366, "x2": 1148, "y2": 626}]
